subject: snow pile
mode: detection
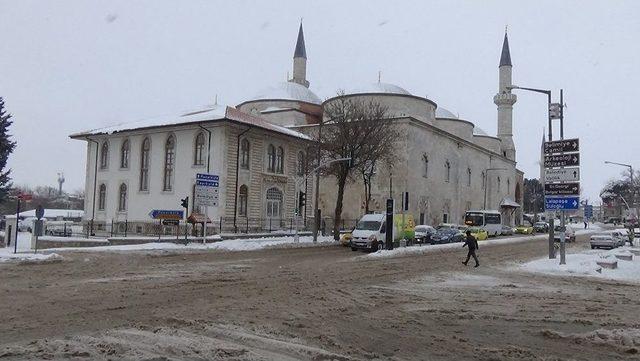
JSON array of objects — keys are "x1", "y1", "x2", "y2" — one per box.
[
  {"x1": 49, "y1": 235, "x2": 337, "y2": 253},
  {"x1": 365, "y1": 234, "x2": 549, "y2": 259},
  {"x1": 521, "y1": 246, "x2": 640, "y2": 283},
  {"x1": 0, "y1": 248, "x2": 62, "y2": 263},
  {"x1": 570, "y1": 223, "x2": 602, "y2": 235},
  {"x1": 542, "y1": 328, "x2": 640, "y2": 352}
]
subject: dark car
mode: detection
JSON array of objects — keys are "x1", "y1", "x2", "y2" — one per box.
[
  {"x1": 431, "y1": 228, "x2": 464, "y2": 244},
  {"x1": 533, "y1": 222, "x2": 549, "y2": 233}
]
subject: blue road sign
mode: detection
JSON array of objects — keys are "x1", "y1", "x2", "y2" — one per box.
[
  {"x1": 545, "y1": 197, "x2": 580, "y2": 211},
  {"x1": 584, "y1": 205, "x2": 594, "y2": 218},
  {"x1": 148, "y1": 209, "x2": 184, "y2": 220},
  {"x1": 196, "y1": 180, "x2": 219, "y2": 187},
  {"x1": 196, "y1": 173, "x2": 219, "y2": 181}
]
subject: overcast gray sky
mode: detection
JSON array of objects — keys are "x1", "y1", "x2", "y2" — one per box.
[{"x1": 1, "y1": 0, "x2": 638, "y2": 203}]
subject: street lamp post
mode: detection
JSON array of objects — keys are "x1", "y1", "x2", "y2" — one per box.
[
  {"x1": 605, "y1": 161, "x2": 636, "y2": 223},
  {"x1": 508, "y1": 85, "x2": 557, "y2": 259}
]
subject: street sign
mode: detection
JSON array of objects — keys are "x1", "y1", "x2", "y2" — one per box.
[
  {"x1": 195, "y1": 173, "x2": 220, "y2": 207},
  {"x1": 17, "y1": 193, "x2": 32, "y2": 201},
  {"x1": 545, "y1": 196, "x2": 580, "y2": 211},
  {"x1": 544, "y1": 182, "x2": 580, "y2": 196},
  {"x1": 544, "y1": 153, "x2": 580, "y2": 168},
  {"x1": 148, "y1": 209, "x2": 184, "y2": 220},
  {"x1": 544, "y1": 168, "x2": 580, "y2": 182},
  {"x1": 35, "y1": 205, "x2": 45, "y2": 220},
  {"x1": 162, "y1": 219, "x2": 179, "y2": 226},
  {"x1": 543, "y1": 138, "x2": 579, "y2": 154}
]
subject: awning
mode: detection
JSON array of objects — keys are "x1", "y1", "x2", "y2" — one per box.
[
  {"x1": 187, "y1": 213, "x2": 212, "y2": 223},
  {"x1": 500, "y1": 197, "x2": 521, "y2": 208}
]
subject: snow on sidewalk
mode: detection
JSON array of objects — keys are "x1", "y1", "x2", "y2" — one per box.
[
  {"x1": 47, "y1": 235, "x2": 337, "y2": 253},
  {"x1": 0, "y1": 232, "x2": 62, "y2": 263},
  {"x1": 520, "y1": 246, "x2": 640, "y2": 283}
]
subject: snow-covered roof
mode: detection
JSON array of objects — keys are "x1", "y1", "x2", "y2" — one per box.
[
  {"x1": 71, "y1": 106, "x2": 311, "y2": 141},
  {"x1": 348, "y1": 82, "x2": 412, "y2": 96},
  {"x1": 18, "y1": 209, "x2": 84, "y2": 219},
  {"x1": 261, "y1": 106, "x2": 293, "y2": 113},
  {"x1": 473, "y1": 127, "x2": 488, "y2": 136},
  {"x1": 435, "y1": 107, "x2": 457, "y2": 119},
  {"x1": 250, "y1": 82, "x2": 321, "y2": 104},
  {"x1": 500, "y1": 197, "x2": 521, "y2": 208}
]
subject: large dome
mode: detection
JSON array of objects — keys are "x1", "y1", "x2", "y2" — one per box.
[
  {"x1": 348, "y1": 82, "x2": 412, "y2": 96},
  {"x1": 435, "y1": 107, "x2": 457, "y2": 119},
  {"x1": 250, "y1": 82, "x2": 321, "y2": 105}
]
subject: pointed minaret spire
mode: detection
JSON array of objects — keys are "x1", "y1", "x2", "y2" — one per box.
[
  {"x1": 294, "y1": 22, "x2": 307, "y2": 59},
  {"x1": 290, "y1": 21, "x2": 309, "y2": 88},
  {"x1": 499, "y1": 30, "x2": 512, "y2": 67}
]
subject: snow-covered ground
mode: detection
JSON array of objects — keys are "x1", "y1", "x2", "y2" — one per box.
[
  {"x1": 521, "y1": 246, "x2": 640, "y2": 283},
  {"x1": 0, "y1": 232, "x2": 62, "y2": 262},
  {"x1": 47, "y1": 235, "x2": 337, "y2": 253}
]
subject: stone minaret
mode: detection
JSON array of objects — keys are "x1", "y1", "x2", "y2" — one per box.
[
  {"x1": 493, "y1": 32, "x2": 517, "y2": 161},
  {"x1": 290, "y1": 23, "x2": 309, "y2": 88}
]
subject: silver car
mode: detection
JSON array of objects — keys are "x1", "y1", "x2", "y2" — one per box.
[
  {"x1": 590, "y1": 233, "x2": 617, "y2": 249},
  {"x1": 553, "y1": 225, "x2": 576, "y2": 242}
]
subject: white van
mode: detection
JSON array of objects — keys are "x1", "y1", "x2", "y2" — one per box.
[{"x1": 350, "y1": 214, "x2": 391, "y2": 252}]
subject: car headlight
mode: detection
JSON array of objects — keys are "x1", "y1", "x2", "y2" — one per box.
[{"x1": 368, "y1": 234, "x2": 376, "y2": 241}]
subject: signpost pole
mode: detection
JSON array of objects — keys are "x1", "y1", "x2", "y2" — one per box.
[
  {"x1": 203, "y1": 206, "x2": 208, "y2": 244},
  {"x1": 559, "y1": 91, "x2": 567, "y2": 265},
  {"x1": 14, "y1": 197, "x2": 21, "y2": 254}
]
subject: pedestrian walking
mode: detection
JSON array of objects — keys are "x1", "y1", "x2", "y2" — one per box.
[
  {"x1": 462, "y1": 230, "x2": 479, "y2": 267},
  {"x1": 584, "y1": 220, "x2": 588, "y2": 229}
]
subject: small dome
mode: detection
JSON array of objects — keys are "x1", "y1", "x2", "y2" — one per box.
[
  {"x1": 348, "y1": 82, "x2": 412, "y2": 96},
  {"x1": 251, "y1": 82, "x2": 321, "y2": 104},
  {"x1": 473, "y1": 127, "x2": 488, "y2": 136},
  {"x1": 435, "y1": 107, "x2": 458, "y2": 119}
]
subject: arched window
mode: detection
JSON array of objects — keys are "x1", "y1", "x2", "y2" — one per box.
[
  {"x1": 140, "y1": 137, "x2": 150, "y2": 191},
  {"x1": 194, "y1": 132, "x2": 205, "y2": 166},
  {"x1": 239, "y1": 185, "x2": 248, "y2": 216},
  {"x1": 266, "y1": 187, "x2": 283, "y2": 219},
  {"x1": 481, "y1": 171, "x2": 486, "y2": 189},
  {"x1": 276, "y1": 146, "x2": 284, "y2": 174},
  {"x1": 445, "y1": 161, "x2": 451, "y2": 183},
  {"x1": 497, "y1": 177, "x2": 501, "y2": 193},
  {"x1": 241, "y1": 139, "x2": 250, "y2": 169},
  {"x1": 120, "y1": 140, "x2": 130, "y2": 168},
  {"x1": 267, "y1": 144, "x2": 276, "y2": 172},
  {"x1": 423, "y1": 154, "x2": 429, "y2": 177},
  {"x1": 297, "y1": 151, "x2": 305, "y2": 176},
  {"x1": 163, "y1": 135, "x2": 175, "y2": 191},
  {"x1": 100, "y1": 142, "x2": 109, "y2": 169},
  {"x1": 467, "y1": 168, "x2": 472, "y2": 187},
  {"x1": 118, "y1": 183, "x2": 127, "y2": 211},
  {"x1": 98, "y1": 184, "x2": 106, "y2": 210}
]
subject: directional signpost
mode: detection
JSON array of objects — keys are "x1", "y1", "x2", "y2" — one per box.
[
  {"x1": 543, "y1": 136, "x2": 580, "y2": 265},
  {"x1": 544, "y1": 168, "x2": 580, "y2": 183},
  {"x1": 584, "y1": 204, "x2": 593, "y2": 220},
  {"x1": 148, "y1": 209, "x2": 184, "y2": 220},
  {"x1": 195, "y1": 173, "x2": 220, "y2": 244}
]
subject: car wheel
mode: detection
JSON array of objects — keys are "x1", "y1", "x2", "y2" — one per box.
[
  {"x1": 591, "y1": 245, "x2": 595, "y2": 249},
  {"x1": 351, "y1": 247, "x2": 357, "y2": 252}
]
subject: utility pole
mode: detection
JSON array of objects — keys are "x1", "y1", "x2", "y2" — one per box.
[{"x1": 312, "y1": 120, "x2": 323, "y2": 243}]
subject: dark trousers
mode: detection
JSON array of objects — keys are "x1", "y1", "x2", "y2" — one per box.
[{"x1": 464, "y1": 249, "x2": 479, "y2": 265}]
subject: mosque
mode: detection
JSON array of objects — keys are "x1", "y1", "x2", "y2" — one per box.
[{"x1": 71, "y1": 24, "x2": 523, "y2": 233}]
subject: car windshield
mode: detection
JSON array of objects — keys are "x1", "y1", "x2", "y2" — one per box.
[
  {"x1": 355, "y1": 220, "x2": 381, "y2": 231},
  {"x1": 415, "y1": 226, "x2": 428, "y2": 232},
  {"x1": 468, "y1": 228, "x2": 481, "y2": 232},
  {"x1": 437, "y1": 229, "x2": 456, "y2": 235}
]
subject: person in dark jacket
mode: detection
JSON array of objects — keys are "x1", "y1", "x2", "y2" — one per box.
[{"x1": 462, "y1": 230, "x2": 479, "y2": 267}]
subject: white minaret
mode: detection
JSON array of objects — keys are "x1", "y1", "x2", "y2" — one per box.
[
  {"x1": 493, "y1": 31, "x2": 517, "y2": 161},
  {"x1": 290, "y1": 22, "x2": 309, "y2": 88}
]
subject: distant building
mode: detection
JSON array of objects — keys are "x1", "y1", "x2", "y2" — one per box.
[{"x1": 71, "y1": 24, "x2": 524, "y2": 232}]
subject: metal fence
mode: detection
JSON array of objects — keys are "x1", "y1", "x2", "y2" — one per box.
[{"x1": 80, "y1": 217, "x2": 360, "y2": 238}]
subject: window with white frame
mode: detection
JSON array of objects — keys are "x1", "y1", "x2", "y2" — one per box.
[
  {"x1": 163, "y1": 135, "x2": 175, "y2": 191},
  {"x1": 98, "y1": 184, "x2": 106, "y2": 210},
  {"x1": 240, "y1": 139, "x2": 250, "y2": 169},
  {"x1": 267, "y1": 144, "x2": 276, "y2": 172},
  {"x1": 194, "y1": 132, "x2": 205, "y2": 166},
  {"x1": 140, "y1": 137, "x2": 150, "y2": 191},
  {"x1": 239, "y1": 185, "x2": 248, "y2": 216},
  {"x1": 100, "y1": 142, "x2": 109, "y2": 169},
  {"x1": 276, "y1": 146, "x2": 284, "y2": 174},
  {"x1": 120, "y1": 139, "x2": 130, "y2": 168},
  {"x1": 118, "y1": 183, "x2": 127, "y2": 211}
]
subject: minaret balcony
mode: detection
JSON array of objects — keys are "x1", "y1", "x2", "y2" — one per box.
[{"x1": 493, "y1": 92, "x2": 517, "y2": 106}]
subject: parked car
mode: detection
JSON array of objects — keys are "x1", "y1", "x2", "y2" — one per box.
[
  {"x1": 468, "y1": 227, "x2": 488, "y2": 241},
  {"x1": 604, "y1": 217, "x2": 621, "y2": 225},
  {"x1": 553, "y1": 225, "x2": 576, "y2": 242},
  {"x1": 533, "y1": 222, "x2": 549, "y2": 233},
  {"x1": 501, "y1": 225, "x2": 514, "y2": 236},
  {"x1": 590, "y1": 232, "x2": 620, "y2": 249},
  {"x1": 437, "y1": 223, "x2": 459, "y2": 230},
  {"x1": 614, "y1": 228, "x2": 632, "y2": 246},
  {"x1": 514, "y1": 224, "x2": 534, "y2": 235},
  {"x1": 414, "y1": 225, "x2": 436, "y2": 244},
  {"x1": 431, "y1": 228, "x2": 464, "y2": 244}
]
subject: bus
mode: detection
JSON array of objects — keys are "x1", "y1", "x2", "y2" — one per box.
[{"x1": 464, "y1": 210, "x2": 502, "y2": 237}]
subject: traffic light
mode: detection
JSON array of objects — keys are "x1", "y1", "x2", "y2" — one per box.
[
  {"x1": 298, "y1": 191, "x2": 306, "y2": 209},
  {"x1": 180, "y1": 196, "x2": 189, "y2": 209}
]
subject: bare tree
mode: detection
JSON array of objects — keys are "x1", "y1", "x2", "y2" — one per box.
[{"x1": 320, "y1": 94, "x2": 399, "y2": 240}]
